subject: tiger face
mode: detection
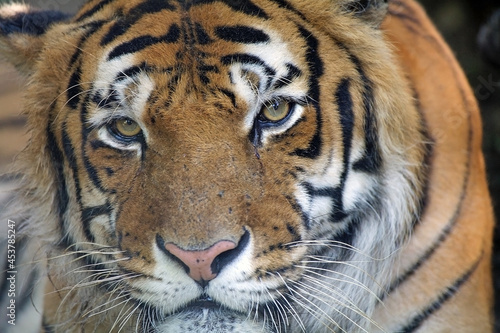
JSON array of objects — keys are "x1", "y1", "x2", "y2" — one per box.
[{"x1": 1, "y1": 0, "x2": 431, "y2": 332}]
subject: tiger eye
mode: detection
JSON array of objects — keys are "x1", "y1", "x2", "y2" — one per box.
[
  {"x1": 261, "y1": 101, "x2": 291, "y2": 122},
  {"x1": 114, "y1": 118, "x2": 141, "y2": 137}
]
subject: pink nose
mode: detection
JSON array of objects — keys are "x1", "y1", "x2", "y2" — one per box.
[{"x1": 164, "y1": 240, "x2": 237, "y2": 282}]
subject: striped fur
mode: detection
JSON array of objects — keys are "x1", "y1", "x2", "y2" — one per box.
[{"x1": 0, "y1": 0, "x2": 494, "y2": 332}]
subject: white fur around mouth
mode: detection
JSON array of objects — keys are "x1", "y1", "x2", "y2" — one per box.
[{"x1": 154, "y1": 306, "x2": 272, "y2": 333}]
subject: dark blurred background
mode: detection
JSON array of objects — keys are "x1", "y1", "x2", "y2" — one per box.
[{"x1": 0, "y1": 0, "x2": 499, "y2": 329}]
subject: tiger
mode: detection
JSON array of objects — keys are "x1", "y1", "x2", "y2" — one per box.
[{"x1": 0, "y1": 0, "x2": 494, "y2": 332}]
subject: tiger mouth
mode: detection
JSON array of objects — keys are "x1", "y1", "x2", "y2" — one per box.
[
  {"x1": 165, "y1": 295, "x2": 245, "y2": 317},
  {"x1": 183, "y1": 296, "x2": 223, "y2": 311}
]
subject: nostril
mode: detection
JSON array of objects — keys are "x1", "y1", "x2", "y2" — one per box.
[
  {"x1": 156, "y1": 234, "x2": 190, "y2": 274},
  {"x1": 211, "y1": 229, "x2": 250, "y2": 276}
]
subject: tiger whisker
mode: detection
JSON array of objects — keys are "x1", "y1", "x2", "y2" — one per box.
[
  {"x1": 286, "y1": 289, "x2": 342, "y2": 333},
  {"x1": 85, "y1": 290, "x2": 129, "y2": 317},
  {"x1": 264, "y1": 301, "x2": 281, "y2": 333},
  {"x1": 291, "y1": 277, "x2": 385, "y2": 331},
  {"x1": 303, "y1": 256, "x2": 386, "y2": 290},
  {"x1": 299, "y1": 266, "x2": 383, "y2": 301},
  {"x1": 118, "y1": 301, "x2": 142, "y2": 333},
  {"x1": 67, "y1": 255, "x2": 129, "y2": 267},
  {"x1": 287, "y1": 239, "x2": 383, "y2": 260},
  {"x1": 264, "y1": 286, "x2": 289, "y2": 331},
  {"x1": 288, "y1": 280, "x2": 369, "y2": 333},
  {"x1": 109, "y1": 298, "x2": 133, "y2": 332},
  {"x1": 298, "y1": 274, "x2": 367, "y2": 313},
  {"x1": 275, "y1": 272, "x2": 308, "y2": 333}
]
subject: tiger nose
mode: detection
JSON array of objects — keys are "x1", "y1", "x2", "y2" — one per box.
[{"x1": 158, "y1": 231, "x2": 250, "y2": 284}]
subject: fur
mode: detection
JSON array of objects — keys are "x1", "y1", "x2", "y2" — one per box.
[{"x1": 0, "y1": 0, "x2": 493, "y2": 332}]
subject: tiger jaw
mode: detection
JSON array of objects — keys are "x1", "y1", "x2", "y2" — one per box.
[
  {"x1": 154, "y1": 307, "x2": 273, "y2": 333},
  {"x1": 142, "y1": 297, "x2": 274, "y2": 333}
]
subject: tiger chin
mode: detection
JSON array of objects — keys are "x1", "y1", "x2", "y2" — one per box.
[{"x1": 0, "y1": 0, "x2": 494, "y2": 332}]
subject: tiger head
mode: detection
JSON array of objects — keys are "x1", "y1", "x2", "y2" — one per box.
[{"x1": 0, "y1": 0, "x2": 426, "y2": 332}]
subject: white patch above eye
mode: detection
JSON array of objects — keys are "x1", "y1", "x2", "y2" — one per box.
[
  {"x1": 222, "y1": 28, "x2": 308, "y2": 133},
  {"x1": 93, "y1": 53, "x2": 136, "y2": 96},
  {"x1": 86, "y1": 53, "x2": 153, "y2": 140}
]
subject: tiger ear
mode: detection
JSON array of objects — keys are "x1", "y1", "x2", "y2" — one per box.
[
  {"x1": 341, "y1": 0, "x2": 389, "y2": 27},
  {"x1": 0, "y1": 4, "x2": 70, "y2": 75}
]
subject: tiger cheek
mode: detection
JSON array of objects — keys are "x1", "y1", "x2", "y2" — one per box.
[
  {"x1": 114, "y1": 189, "x2": 162, "y2": 264},
  {"x1": 84, "y1": 138, "x2": 142, "y2": 192}
]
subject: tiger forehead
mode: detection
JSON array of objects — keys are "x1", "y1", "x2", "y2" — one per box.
[
  {"x1": 76, "y1": 0, "x2": 311, "y2": 124},
  {"x1": 80, "y1": 0, "x2": 308, "y2": 95},
  {"x1": 93, "y1": 0, "x2": 277, "y2": 55}
]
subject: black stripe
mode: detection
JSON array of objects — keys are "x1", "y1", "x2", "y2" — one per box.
[
  {"x1": 305, "y1": 78, "x2": 354, "y2": 223},
  {"x1": 79, "y1": 99, "x2": 107, "y2": 193},
  {"x1": 81, "y1": 204, "x2": 112, "y2": 244},
  {"x1": 215, "y1": 26, "x2": 270, "y2": 44},
  {"x1": 198, "y1": 64, "x2": 220, "y2": 84},
  {"x1": 67, "y1": 65, "x2": 83, "y2": 110},
  {"x1": 60, "y1": 122, "x2": 89, "y2": 245},
  {"x1": 108, "y1": 24, "x2": 180, "y2": 60},
  {"x1": 68, "y1": 20, "x2": 108, "y2": 70},
  {"x1": 333, "y1": 216, "x2": 361, "y2": 246},
  {"x1": 292, "y1": 25, "x2": 323, "y2": 159},
  {"x1": 285, "y1": 194, "x2": 310, "y2": 229},
  {"x1": 382, "y1": 138, "x2": 471, "y2": 300},
  {"x1": 47, "y1": 118, "x2": 69, "y2": 225},
  {"x1": 219, "y1": 88, "x2": 237, "y2": 108},
  {"x1": 114, "y1": 62, "x2": 155, "y2": 82},
  {"x1": 381, "y1": 38, "x2": 474, "y2": 300},
  {"x1": 409, "y1": 86, "x2": 432, "y2": 231},
  {"x1": 345, "y1": 0, "x2": 372, "y2": 14},
  {"x1": 221, "y1": 53, "x2": 276, "y2": 78},
  {"x1": 181, "y1": 16, "x2": 197, "y2": 50},
  {"x1": 76, "y1": 0, "x2": 116, "y2": 22},
  {"x1": 101, "y1": 0, "x2": 176, "y2": 46},
  {"x1": 184, "y1": 0, "x2": 268, "y2": 19},
  {"x1": 336, "y1": 78, "x2": 354, "y2": 187},
  {"x1": 349, "y1": 55, "x2": 382, "y2": 173},
  {"x1": 91, "y1": 89, "x2": 120, "y2": 109},
  {"x1": 399, "y1": 256, "x2": 482, "y2": 333},
  {"x1": 303, "y1": 182, "x2": 347, "y2": 222},
  {"x1": 267, "y1": 0, "x2": 308, "y2": 21},
  {"x1": 195, "y1": 23, "x2": 212, "y2": 45},
  {"x1": 61, "y1": 124, "x2": 83, "y2": 205},
  {"x1": 273, "y1": 63, "x2": 302, "y2": 90}
]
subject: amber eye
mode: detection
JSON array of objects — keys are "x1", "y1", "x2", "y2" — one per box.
[
  {"x1": 111, "y1": 118, "x2": 141, "y2": 138},
  {"x1": 260, "y1": 100, "x2": 292, "y2": 122}
]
